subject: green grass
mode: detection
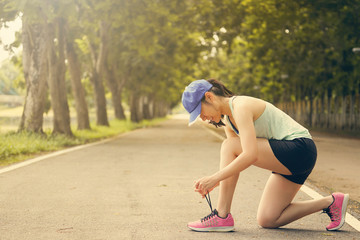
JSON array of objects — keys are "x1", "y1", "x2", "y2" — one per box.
[{"x1": 0, "y1": 118, "x2": 166, "y2": 167}]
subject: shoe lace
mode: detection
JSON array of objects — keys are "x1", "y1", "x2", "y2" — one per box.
[
  {"x1": 201, "y1": 211, "x2": 216, "y2": 222},
  {"x1": 205, "y1": 192, "x2": 213, "y2": 212},
  {"x1": 322, "y1": 205, "x2": 340, "y2": 222},
  {"x1": 201, "y1": 192, "x2": 215, "y2": 222}
]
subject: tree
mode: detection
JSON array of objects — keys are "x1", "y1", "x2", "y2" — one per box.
[
  {"x1": 116, "y1": 0, "x2": 204, "y2": 121},
  {"x1": 1, "y1": 1, "x2": 48, "y2": 132},
  {"x1": 65, "y1": 5, "x2": 91, "y2": 130},
  {"x1": 65, "y1": 40, "x2": 91, "y2": 130},
  {"x1": 104, "y1": 58, "x2": 127, "y2": 120},
  {"x1": 87, "y1": 21, "x2": 110, "y2": 126},
  {"x1": 2, "y1": 0, "x2": 74, "y2": 135},
  {"x1": 46, "y1": 16, "x2": 72, "y2": 136},
  {"x1": 77, "y1": 0, "x2": 113, "y2": 126},
  {"x1": 19, "y1": 13, "x2": 48, "y2": 133}
]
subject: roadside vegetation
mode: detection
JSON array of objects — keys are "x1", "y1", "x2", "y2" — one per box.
[
  {"x1": 0, "y1": 118, "x2": 165, "y2": 167},
  {"x1": 1, "y1": 0, "x2": 359, "y2": 137}
]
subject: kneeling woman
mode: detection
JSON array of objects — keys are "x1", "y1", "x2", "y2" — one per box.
[{"x1": 182, "y1": 79, "x2": 348, "y2": 232}]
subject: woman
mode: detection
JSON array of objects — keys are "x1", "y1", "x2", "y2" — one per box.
[{"x1": 182, "y1": 79, "x2": 349, "y2": 232}]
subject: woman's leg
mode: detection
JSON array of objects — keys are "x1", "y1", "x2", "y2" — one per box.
[
  {"x1": 216, "y1": 137, "x2": 241, "y2": 218},
  {"x1": 216, "y1": 137, "x2": 292, "y2": 218},
  {"x1": 255, "y1": 139, "x2": 333, "y2": 228},
  {"x1": 217, "y1": 137, "x2": 332, "y2": 227},
  {"x1": 257, "y1": 174, "x2": 333, "y2": 228}
]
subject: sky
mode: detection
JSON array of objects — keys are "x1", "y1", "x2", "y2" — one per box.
[{"x1": 0, "y1": 17, "x2": 22, "y2": 64}]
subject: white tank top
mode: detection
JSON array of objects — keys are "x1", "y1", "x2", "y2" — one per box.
[{"x1": 226, "y1": 96, "x2": 312, "y2": 140}]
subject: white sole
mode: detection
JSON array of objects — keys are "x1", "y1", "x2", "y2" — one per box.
[
  {"x1": 327, "y1": 193, "x2": 349, "y2": 231},
  {"x1": 188, "y1": 226, "x2": 235, "y2": 232}
]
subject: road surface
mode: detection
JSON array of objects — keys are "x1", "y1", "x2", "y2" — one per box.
[{"x1": 0, "y1": 117, "x2": 358, "y2": 239}]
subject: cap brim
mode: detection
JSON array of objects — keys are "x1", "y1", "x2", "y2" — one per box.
[{"x1": 188, "y1": 102, "x2": 202, "y2": 126}]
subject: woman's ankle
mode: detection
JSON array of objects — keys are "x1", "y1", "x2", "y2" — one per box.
[
  {"x1": 216, "y1": 208, "x2": 230, "y2": 218},
  {"x1": 324, "y1": 195, "x2": 334, "y2": 209}
]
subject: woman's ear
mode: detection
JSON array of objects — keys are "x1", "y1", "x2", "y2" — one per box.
[{"x1": 204, "y1": 92, "x2": 213, "y2": 102}]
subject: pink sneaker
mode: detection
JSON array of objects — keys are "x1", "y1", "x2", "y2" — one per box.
[
  {"x1": 323, "y1": 192, "x2": 349, "y2": 231},
  {"x1": 187, "y1": 209, "x2": 235, "y2": 232}
]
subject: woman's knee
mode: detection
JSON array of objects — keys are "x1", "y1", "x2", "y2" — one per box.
[
  {"x1": 221, "y1": 137, "x2": 242, "y2": 155},
  {"x1": 257, "y1": 211, "x2": 280, "y2": 229}
]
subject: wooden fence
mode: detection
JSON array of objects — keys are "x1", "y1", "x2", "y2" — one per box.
[{"x1": 277, "y1": 94, "x2": 360, "y2": 131}]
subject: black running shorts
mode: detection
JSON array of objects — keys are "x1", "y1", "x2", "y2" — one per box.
[{"x1": 269, "y1": 138, "x2": 317, "y2": 185}]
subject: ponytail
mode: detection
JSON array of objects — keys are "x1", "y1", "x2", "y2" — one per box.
[{"x1": 206, "y1": 79, "x2": 234, "y2": 98}]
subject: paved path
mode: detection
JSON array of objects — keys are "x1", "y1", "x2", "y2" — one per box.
[
  {"x1": 0, "y1": 118, "x2": 358, "y2": 239},
  {"x1": 309, "y1": 132, "x2": 360, "y2": 202}
]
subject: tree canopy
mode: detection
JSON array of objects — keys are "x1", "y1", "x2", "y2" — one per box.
[{"x1": 0, "y1": 0, "x2": 359, "y2": 132}]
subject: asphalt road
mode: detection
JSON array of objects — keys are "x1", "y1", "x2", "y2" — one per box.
[{"x1": 0, "y1": 118, "x2": 358, "y2": 240}]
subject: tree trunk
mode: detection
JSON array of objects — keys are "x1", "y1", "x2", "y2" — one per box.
[
  {"x1": 142, "y1": 96, "x2": 152, "y2": 120},
  {"x1": 88, "y1": 21, "x2": 109, "y2": 126},
  {"x1": 19, "y1": 17, "x2": 48, "y2": 133},
  {"x1": 47, "y1": 18, "x2": 72, "y2": 136},
  {"x1": 154, "y1": 100, "x2": 168, "y2": 118},
  {"x1": 91, "y1": 72, "x2": 109, "y2": 126},
  {"x1": 104, "y1": 65, "x2": 126, "y2": 120},
  {"x1": 115, "y1": 87, "x2": 126, "y2": 119},
  {"x1": 65, "y1": 40, "x2": 91, "y2": 130},
  {"x1": 130, "y1": 92, "x2": 143, "y2": 122}
]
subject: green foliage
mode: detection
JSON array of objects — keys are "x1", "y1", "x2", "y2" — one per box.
[
  {"x1": 195, "y1": 0, "x2": 360, "y2": 103},
  {"x1": 102, "y1": 0, "x2": 204, "y2": 106},
  {"x1": 1, "y1": 0, "x2": 359, "y2": 125},
  {"x1": 0, "y1": 0, "x2": 18, "y2": 24}
]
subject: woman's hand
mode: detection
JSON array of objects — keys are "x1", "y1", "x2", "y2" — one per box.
[{"x1": 194, "y1": 175, "x2": 219, "y2": 197}]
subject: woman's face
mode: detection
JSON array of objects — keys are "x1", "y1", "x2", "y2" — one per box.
[{"x1": 200, "y1": 98, "x2": 221, "y2": 123}]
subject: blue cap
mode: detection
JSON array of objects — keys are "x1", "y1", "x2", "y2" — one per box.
[{"x1": 182, "y1": 79, "x2": 213, "y2": 126}]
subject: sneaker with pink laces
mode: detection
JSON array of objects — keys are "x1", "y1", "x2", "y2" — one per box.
[
  {"x1": 323, "y1": 192, "x2": 349, "y2": 231},
  {"x1": 187, "y1": 209, "x2": 235, "y2": 232}
]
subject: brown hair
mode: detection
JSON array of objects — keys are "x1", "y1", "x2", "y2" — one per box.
[{"x1": 202, "y1": 79, "x2": 234, "y2": 128}]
